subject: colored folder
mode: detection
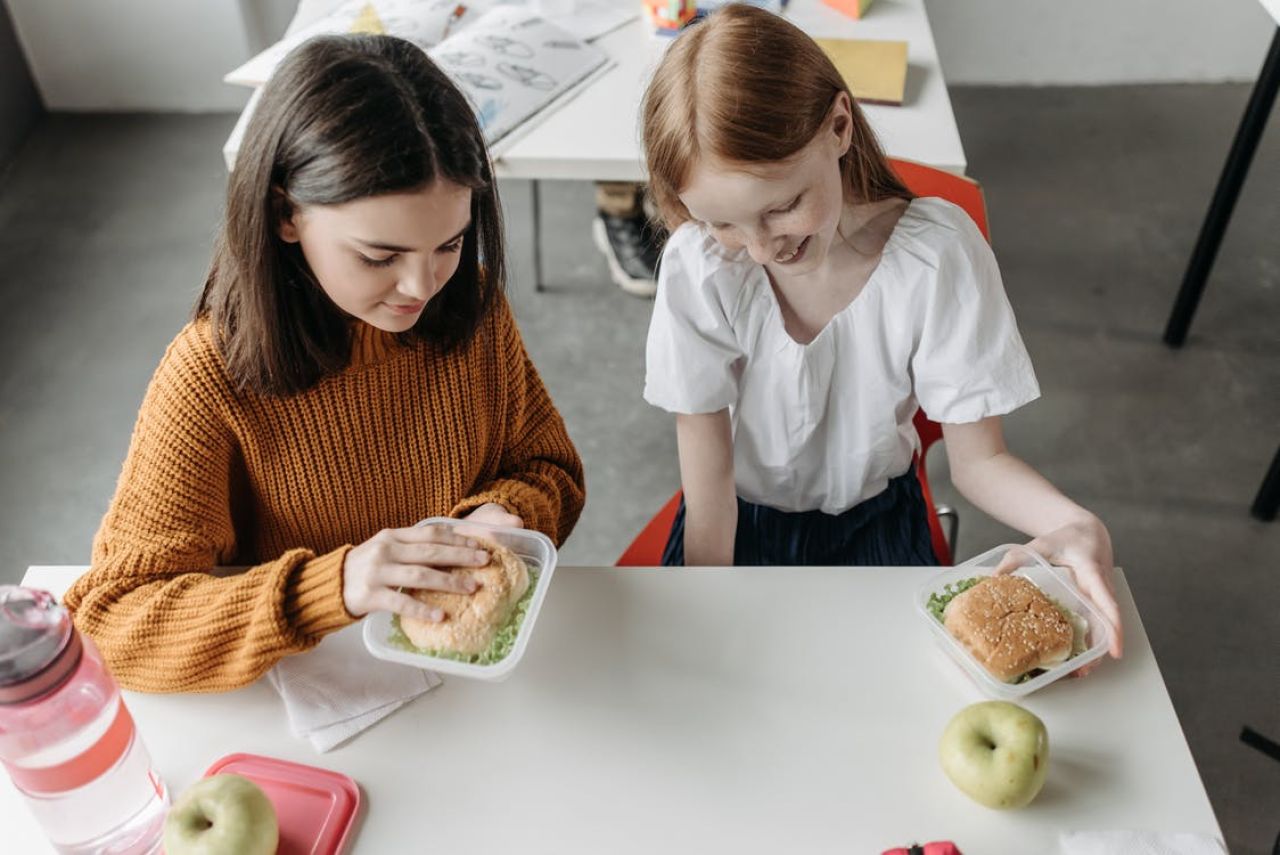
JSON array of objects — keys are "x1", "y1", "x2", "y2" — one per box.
[{"x1": 816, "y1": 38, "x2": 909, "y2": 106}]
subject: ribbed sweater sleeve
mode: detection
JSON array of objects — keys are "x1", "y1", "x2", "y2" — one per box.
[
  {"x1": 451, "y1": 299, "x2": 586, "y2": 545},
  {"x1": 63, "y1": 330, "x2": 356, "y2": 693}
]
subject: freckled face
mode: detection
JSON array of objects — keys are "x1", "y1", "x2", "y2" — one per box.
[{"x1": 678, "y1": 95, "x2": 854, "y2": 275}]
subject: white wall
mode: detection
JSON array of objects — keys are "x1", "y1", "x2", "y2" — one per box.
[
  {"x1": 5, "y1": 0, "x2": 254, "y2": 111},
  {"x1": 925, "y1": 0, "x2": 1278, "y2": 85}
]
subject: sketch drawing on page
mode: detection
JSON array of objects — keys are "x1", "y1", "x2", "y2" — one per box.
[
  {"x1": 458, "y1": 72, "x2": 503, "y2": 90},
  {"x1": 224, "y1": 0, "x2": 632, "y2": 88},
  {"x1": 497, "y1": 62, "x2": 557, "y2": 90},
  {"x1": 429, "y1": 9, "x2": 609, "y2": 144},
  {"x1": 479, "y1": 35, "x2": 536, "y2": 58},
  {"x1": 438, "y1": 51, "x2": 487, "y2": 67}
]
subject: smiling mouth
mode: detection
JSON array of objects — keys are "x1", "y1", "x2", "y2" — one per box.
[{"x1": 775, "y1": 236, "x2": 810, "y2": 264}]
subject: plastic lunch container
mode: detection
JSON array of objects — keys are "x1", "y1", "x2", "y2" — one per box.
[
  {"x1": 202, "y1": 753, "x2": 360, "y2": 855},
  {"x1": 362, "y1": 517, "x2": 558, "y2": 681},
  {"x1": 915, "y1": 543, "x2": 1113, "y2": 699}
]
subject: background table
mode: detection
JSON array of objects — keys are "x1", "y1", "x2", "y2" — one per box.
[
  {"x1": 4, "y1": 564, "x2": 1222, "y2": 853},
  {"x1": 495, "y1": 0, "x2": 966, "y2": 181}
]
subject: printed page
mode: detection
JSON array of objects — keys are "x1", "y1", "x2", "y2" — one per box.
[
  {"x1": 225, "y1": 0, "x2": 631, "y2": 88},
  {"x1": 429, "y1": 8, "x2": 609, "y2": 145}
]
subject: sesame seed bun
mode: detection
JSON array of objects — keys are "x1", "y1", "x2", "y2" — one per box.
[{"x1": 943, "y1": 575, "x2": 1075, "y2": 682}]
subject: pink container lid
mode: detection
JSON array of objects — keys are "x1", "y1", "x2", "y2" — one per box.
[{"x1": 202, "y1": 753, "x2": 361, "y2": 855}]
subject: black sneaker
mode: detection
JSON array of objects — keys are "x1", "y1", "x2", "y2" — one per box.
[{"x1": 592, "y1": 212, "x2": 663, "y2": 298}]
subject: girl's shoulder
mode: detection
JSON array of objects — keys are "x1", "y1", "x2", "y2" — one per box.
[
  {"x1": 879, "y1": 197, "x2": 999, "y2": 304},
  {"x1": 891, "y1": 197, "x2": 989, "y2": 266},
  {"x1": 162, "y1": 319, "x2": 232, "y2": 382},
  {"x1": 151, "y1": 319, "x2": 240, "y2": 404},
  {"x1": 659, "y1": 222, "x2": 765, "y2": 321}
]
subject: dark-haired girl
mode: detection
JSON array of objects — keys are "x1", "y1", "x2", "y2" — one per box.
[{"x1": 64, "y1": 35, "x2": 585, "y2": 693}]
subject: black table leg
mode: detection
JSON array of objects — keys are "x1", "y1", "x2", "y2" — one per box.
[
  {"x1": 1164, "y1": 26, "x2": 1280, "y2": 348},
  {"x1": 1251, "y1": 443, "x2": 1280, "y2": 522},
  {"x1": 532, "y1": 178, "x2": 545, "y2": 292}
]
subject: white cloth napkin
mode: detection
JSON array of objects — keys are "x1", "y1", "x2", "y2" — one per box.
[
  {"x1": 1059, "y1": 830, "x2": 1226, "y2": 855},
  {"x1": 267, "y1": 622, "x2": 441, "y2": 752}
]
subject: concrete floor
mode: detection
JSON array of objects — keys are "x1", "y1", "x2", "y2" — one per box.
[{"x1": 0, "y1": 85, "x2": 1277, "y2": 850}]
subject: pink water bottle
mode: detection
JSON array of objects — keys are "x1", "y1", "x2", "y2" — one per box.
[{"x1": 0, "y1": 586, "x2": 168, "y2": 854}]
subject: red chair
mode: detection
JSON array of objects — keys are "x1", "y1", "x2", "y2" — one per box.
[{"x1": 617, "y1": 160, "x2": 990, "y2": 567}]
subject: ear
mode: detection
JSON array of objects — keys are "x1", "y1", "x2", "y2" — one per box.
[
  {"x1": 828, "y1": 91, "x2": 855, "y2": 158},
  {"x1": 273, "y1": 186, "x2": 301, "y2": 244}
]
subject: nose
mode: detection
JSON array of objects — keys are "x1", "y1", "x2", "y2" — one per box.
[
  {"x1": 396, "y1": 259, "x2": 439, "y2": 302},
  {"x1": 743, "y1": 226, "x2": 781, "y2": 265}
]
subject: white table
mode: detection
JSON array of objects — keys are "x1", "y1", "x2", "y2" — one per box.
[
  {"x1": 5, "y1": 565, "x2": 1222, "y2": 853},
  {"x1": 495, "y1": 0, "x2": 966, "y2": 181}
]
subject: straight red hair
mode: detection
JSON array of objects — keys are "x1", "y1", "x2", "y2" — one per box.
[{"x1": 642, "y1": 4, "x2": 911, "y2": 231}]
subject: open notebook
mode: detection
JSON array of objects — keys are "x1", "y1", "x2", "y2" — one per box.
[{"x1": 432, "y1": 8, "x2": 608, "y2": 146}]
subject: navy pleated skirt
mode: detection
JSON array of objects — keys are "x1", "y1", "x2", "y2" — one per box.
[{"x1": 660, "y1": 468, "x2": 939, "y2": 567}]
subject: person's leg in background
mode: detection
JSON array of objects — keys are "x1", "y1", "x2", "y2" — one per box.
[{"x1": 592, "y1": 181, "x2": 665, "y2": 298}]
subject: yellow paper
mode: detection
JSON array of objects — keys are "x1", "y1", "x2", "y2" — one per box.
[
  {"x1": 816, "y1": 38, "x2": 908, "y2": 106},
  {"x1": 348, "y1": 2, "x2": 386, "y2": 35}
]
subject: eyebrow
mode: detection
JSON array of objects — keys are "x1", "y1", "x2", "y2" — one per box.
[{"x1": 356, "y1": 220, "x2": 472, "y2": 253}]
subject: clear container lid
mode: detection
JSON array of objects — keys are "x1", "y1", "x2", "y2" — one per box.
[
  {"x1": 915, "y1": 544, "x2": 1113, "y2": 699},
  {"x1": 0, "y1": 586, "x2": 81, "y2": 704},
  {"x1": 363, "y1": 518, "x2": 558, "y2": 681}
]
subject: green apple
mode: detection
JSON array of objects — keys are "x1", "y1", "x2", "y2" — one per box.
[
  {"x1": 938, "y1": 701, "x2": 1049, "y2": 809},
  {"x1": 164, "y1": 773, "x2": 279, "y2": 855}
]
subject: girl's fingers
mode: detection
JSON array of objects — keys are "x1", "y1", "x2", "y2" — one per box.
[
  {"x1": 394, "y1": 524, "x2": 480, "y2": 549},
  {"x1": 379, "y1": 563, "x2": 478, "y2": 594},
  {"x1": 994, "y1": 539, "x2": 1047, "y2": 575},
  {"x1": 376, "y1": 589, "x2": 445, "y2": 623},
  {"x1": 391, "y1": 541, "x2": 489, "y2": 569},
  {"x1": 1077, "y1": 567, "x2": 1124, "y2": 658},
  {"x1": 993, "y1": 552, "x2": 1020, "y2": 575},
  {"x1": 455, "y1": 517, "x2": 521, "y2": 539},
  {"x1": 996, "y1": 538, "x2": 1124, "y2": 660}
]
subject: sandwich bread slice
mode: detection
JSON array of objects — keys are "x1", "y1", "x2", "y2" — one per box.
[
  {"x1": 942, "y1": 574, "x2": 1075, "y2": 683},
  {"x1": 400, "y1": 539, "x2": 531, "y2": 656}
]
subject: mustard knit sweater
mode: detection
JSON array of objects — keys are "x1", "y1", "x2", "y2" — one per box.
[{"x1": 64, "y1": 296, "x2": 585, "y2": 693}]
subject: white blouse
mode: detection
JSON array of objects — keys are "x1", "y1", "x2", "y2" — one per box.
[{"x1": 644, "y1": 197, "x2": 1040, "y2": 515}]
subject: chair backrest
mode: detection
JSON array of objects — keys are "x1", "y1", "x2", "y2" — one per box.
[
  {"x1": 911, "y1": 409, "x2": 951, "y2": 565},
  {"x1": 615, "y1": 160, "x2": 990, "y2": 567},
  {"x1": 890, "y1": 158, "x2": 990, "y2": 239},
  {"x1": 892, "y1": 159, "x2": 989, "y2": 566}
]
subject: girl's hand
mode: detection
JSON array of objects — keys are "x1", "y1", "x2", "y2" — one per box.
[
  {"x1": 462, "y1": 502, "x2": 524, "y2": 529},
  {"x1": 342, "y1": 525, "x2": 490, "y2": 621},
  {"x1": 995, "y1": 514, "x2": 1124, "y2": 670}
]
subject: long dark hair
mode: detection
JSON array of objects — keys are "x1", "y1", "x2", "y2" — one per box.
[{"x1": 198, "y1": 34, "x2": 505, "y2": 396}]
